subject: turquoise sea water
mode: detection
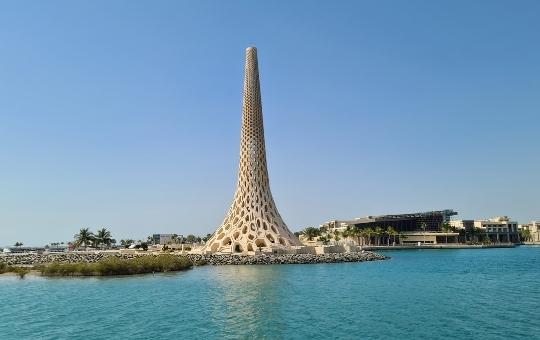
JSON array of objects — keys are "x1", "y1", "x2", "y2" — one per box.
[{"x1": 1, "y1": 247, "x2": 539, "y2": 339}]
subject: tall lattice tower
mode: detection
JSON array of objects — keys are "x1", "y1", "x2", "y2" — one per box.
[{"x1": 204, "y1": 47, "x2": 301, "y2": 253}]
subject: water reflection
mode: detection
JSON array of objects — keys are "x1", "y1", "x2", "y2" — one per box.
[{"x1": 206, "y1": 265, "x2": 289, "y2": 338}]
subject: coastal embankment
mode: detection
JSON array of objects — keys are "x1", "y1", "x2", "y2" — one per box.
[
  {"x1": 0, "y1": 251, "x2": 387, "y2": 267},
  {"x1": 188, "y1": 252, "x2": 388, "y2": 265}
]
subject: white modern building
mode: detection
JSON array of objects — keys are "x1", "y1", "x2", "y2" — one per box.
[{"x1": 450, "y1": 216, "x2": 520, "y2": 243}]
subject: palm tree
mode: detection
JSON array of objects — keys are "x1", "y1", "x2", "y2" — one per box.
[
  {"x1": 350, "y1": 228, "x2": 358, "y2": 245},
  {"x1": 302, "y1": 227, "x2": 321, "y2": 241},
  {"x1": 345, "y1": 226, "x2": 361, "y2": 245},
  {"x1": 14, "y1": 242, "x2": 23, "y2": 248},
  {"x1": 333, "y1": 230, "x2": 341, "y2": 243},
  {"x1": 364, "y1": 228, "x2": 373, "y2": 245},
  {"x1": 96, "y1": 228, "x2": 113, "y2": 249},
  {"x1": 420, "y1": 222, "x2": 428, "y2": 244},
  {"x1": 520, "y1": 229, "x2": 532, "y2": 242},
  {"x1": 441, "y1": 222, "x2": 452, "y2": 243},
  {"x1": 186, "y1": 234, "x2": 197, "y2": 244},
  {"x1": 202, "y1": 233, "x2": 212, "y2": 242},
  {"x1": 374, "y1": 227, "x2": 383, "y2": 246},
  {"x1": 319, "y1": 234, "x2": 330, "y2": 245},
  {"x1": 351, "y1": 227, "x2": 362, "y2": 245},
  {"x1": 463, "y1": 227, "x2": 469, "y2": 243},
  {"x1": 74, "y1": 228, "x2": 94, "y2": 249},
  {"x1": 387, "y1": 226, "x2": 397, "y2": 246},
  {"x1": 470, "y1": 227, "x2": 481, "y2": 243},
  {"x1": 342, "y1": 226, "x2": 352, "y2": 242},
  {"x1": 483, "y1": 232, "x2": 491, "y2": 244},
  {"x1": 457, "y1": 228, "x2": 466, "y2": 243}
]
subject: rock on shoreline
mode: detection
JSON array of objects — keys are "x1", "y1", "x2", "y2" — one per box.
[
  {"x1": 0, "y1": 251, "x2": 388, "y2": 266},
  {"x1": 187, "y1": 252, "x2": 388, "y2": 265}
]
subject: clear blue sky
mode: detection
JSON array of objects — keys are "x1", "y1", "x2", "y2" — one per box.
[{"x1": 1, "y1": 1, "x2": 539, "y2": 246}]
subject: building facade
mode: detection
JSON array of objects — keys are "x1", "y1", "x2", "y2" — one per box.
[
  {"x1": 450, "y1": 216, "x2": 520, "y2": 243},
  {"x1": 323, "y1": 210, "x2": 459, "y2": 245},
  {"x1": 152, "y1": 234, "x2": 174, "y2": 245}
]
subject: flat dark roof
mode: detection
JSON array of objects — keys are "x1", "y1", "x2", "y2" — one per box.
[{"x1": 336, "y1": 209, "x2": 457, "y2": 225}]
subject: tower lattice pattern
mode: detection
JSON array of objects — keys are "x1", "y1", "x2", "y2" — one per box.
[{"x1": 203, "y1": 47, "x2": 301, "y2": 253}]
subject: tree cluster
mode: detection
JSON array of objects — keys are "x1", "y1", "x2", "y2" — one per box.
[{"x1": 73, "y1": 228, "x2": 116, "y2": 250}]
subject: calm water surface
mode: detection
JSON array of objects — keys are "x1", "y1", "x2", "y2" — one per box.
[{"x1": 1, "y1": 247, "x2": 539, "y2": 339}]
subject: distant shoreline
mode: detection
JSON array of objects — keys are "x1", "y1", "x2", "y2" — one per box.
[{"x1": 363, "y1": 243, "x2": 517, "y2": 250}]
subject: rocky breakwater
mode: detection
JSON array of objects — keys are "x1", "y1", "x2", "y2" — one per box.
[
  {"x1": 186, "y1": 251, "x2": 388, "y2": 265},
  {"x1": 0, "y1": 253, "x2": 145, "y2": 266},
  {"x1": 1, "y1": 251, "x2": 388, "y2": 266}
]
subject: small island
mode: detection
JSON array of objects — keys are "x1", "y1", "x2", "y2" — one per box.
[{"x1": 0, "y1": 251, "x2": 388, "y2": 278}]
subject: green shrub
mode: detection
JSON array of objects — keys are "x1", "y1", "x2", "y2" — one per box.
[
  {"x1": 0, "y1": 262, "x2": 9, "y2": 274},
  {"x1": 39, "y1": 255, "x2": 192, "y2": 276},
  {"x1": 12, "y1": 267, "x2": 29, "y2": 279},
  {"x1": 0, "y1": 263, "x2": 30, "y2": 278}
]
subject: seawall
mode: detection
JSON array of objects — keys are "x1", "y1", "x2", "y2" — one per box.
[{"x1": 0, "y1": 251, "x2": 388, "y2": 266}]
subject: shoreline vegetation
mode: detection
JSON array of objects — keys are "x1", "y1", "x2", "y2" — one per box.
[
  {"x1": 39, "y1": 254, "x2": 193, "y2": 277},
  {"x1": 0, "y1": 254, "x2": 193, "y2": 278},
  {"x1": 0, "y1": 262, "x2": 31, "y2": 278},
  {"x1": 0, "y1": 252, "x2": 388, "y2": 278}
]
